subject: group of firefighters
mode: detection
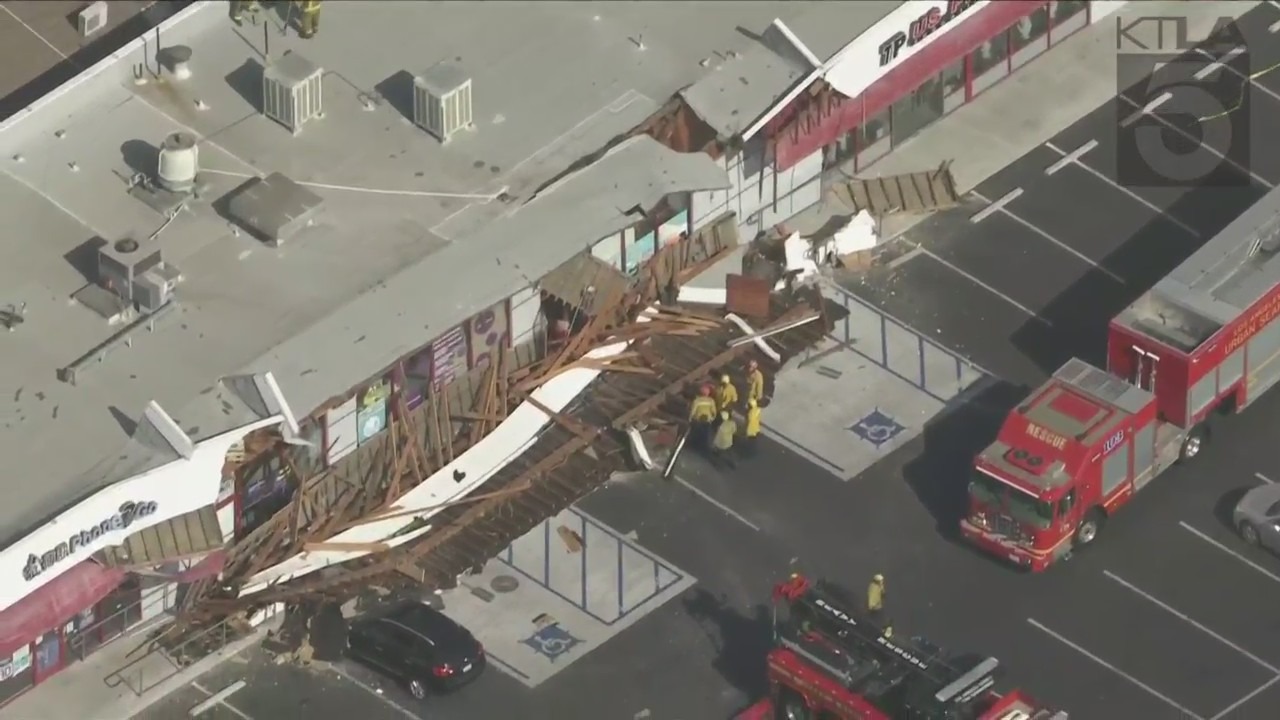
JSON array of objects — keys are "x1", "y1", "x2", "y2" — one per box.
[
  {"x1": 231, "y1": 0, "x2": 323, "y2": 39},
  {"x1": 687, "y1": 359, "x2": 766, "y2": 468}
]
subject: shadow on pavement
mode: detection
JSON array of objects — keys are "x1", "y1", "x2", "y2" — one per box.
[
  {"x1": 681, "y1": 588, "x2": 773, "y2": 702},
  {"x1": 1214, "y1": 486, "x2": 1250, "y2": 532},
  {"x1": 901, "y1": 376, "x2": 1028, "y2": 541}
]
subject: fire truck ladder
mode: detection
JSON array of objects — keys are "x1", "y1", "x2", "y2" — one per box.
[{"x1": 783, "y1": 579, "x2": 1000, "y2": 708}]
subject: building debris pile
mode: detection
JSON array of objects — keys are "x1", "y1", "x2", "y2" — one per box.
[{"x1": 154, "y1": 219, "x2": 833, "y2": 653}]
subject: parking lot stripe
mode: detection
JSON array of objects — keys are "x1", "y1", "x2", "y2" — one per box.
[
  {"x1": 1211, "y1": 675, "x2": 1280, "y2": 720},
  {"x1": 1103, "y1": 570, "x2": 1280, "y2": 673},
  {"x1": 1044, "y1": 141, "x2": 1202, "y2": 238},
  {"x1": 1180, "y1": 522, "x2": 1280, "y2": 585},
  {"x1": 1114, "y1": 94, "x2": 1274, "y2": 189},
  {"x1": 1271, "y1": 18, "x2": 1280, "y2": 34},
  {"x1": 969, "y1": 187, "x2": 1022, "y2": 223},
  {"x1": 1256, "y1": 472, "x2": 1275, "y2": 484},
  {"x1": 672, "y1": 475, "x2": 763, "y2": 531},
  {"x1": 327, "y1": 663, "x2": 421, "y2": 720},
  {"x1": 1120, "y1": 94, "x2": 1173, "y2": 128},
  {"x1": 1026, "y1": 617, "x2": 1206, "y2": 720},
  {"x1": 190, "y1": 681, "x2": 252, "y2": 720},
  {"x1": 1044, "y1": 139, "x2": 1098, "y2": 173},
  {"x1": 1195, "y1": 47, "x2": 1280, "y2": 106},
  {"x1": 970, "y1": 188, "x2": 1124, "y2": 282},
  {"x1": 918, "y1": 248, "x2": 1048, "y2": 322},
  {"x1": 1193, "y1": 47, "x2": 1246, "y2": 81}
]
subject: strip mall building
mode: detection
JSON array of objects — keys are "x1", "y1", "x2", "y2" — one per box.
[{"x1": 0, "y1": 0, "x2": 1126, "y2": 704}]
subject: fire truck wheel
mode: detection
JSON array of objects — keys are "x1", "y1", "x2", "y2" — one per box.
[
  {"x1": 1179, "y1": 424, "x2": 1208, "y2": 462},
  {"x1": 779, "y1": 690, "x2": 811, "y2": 720},
  {"x1": 1074, "y1": 509, "x2": 1105, "y2": 547}
]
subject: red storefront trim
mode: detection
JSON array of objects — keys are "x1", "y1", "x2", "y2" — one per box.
[
  {"x1": 0, "y1": 561, "x2": 126, "y2": 658},
  {"x1": 775, "y1": 0, "x2": 1050, "y2": 170}
]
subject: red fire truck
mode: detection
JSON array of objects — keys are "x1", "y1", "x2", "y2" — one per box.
[
  {"x1": 961, "y1": 193, "x2": 1280, "y2": 570},
  {"x1": 736, "y1": 574, "x2": 1065, "y2": 719}
]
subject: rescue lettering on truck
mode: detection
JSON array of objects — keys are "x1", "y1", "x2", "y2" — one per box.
[{"x1": 964, "y1": 179, "x2": 1280, "y2": 571}]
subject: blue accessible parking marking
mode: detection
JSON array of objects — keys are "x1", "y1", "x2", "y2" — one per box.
[
  {"x1": 521, "y1": 622, "x2": 584, "y2": 663},
  {"x1": 849, "y1": 409, "x2": 906, "y2": 448}
]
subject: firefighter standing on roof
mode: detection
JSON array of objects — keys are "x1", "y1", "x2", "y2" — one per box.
[
  {"x1": 297, "y1": 0, "x2": 322, "y2": 38},
  {"x1": 688, "y1": 385, "x2": 717, "y2": 451},
  {"x1": 715, "y1": 374, "x2": 739, "y2": 416},
  {"x1": 746, "y1": 359, "x2": 765, "y2": 404},
  {"x1": 867, "y1": 574, "x2": 892, "y2": 638},
  {"x1": 711, "y1": 411, "x2": 738, "y2": 469}
]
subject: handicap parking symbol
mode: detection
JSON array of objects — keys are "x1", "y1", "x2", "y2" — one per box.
[
  {"x1": 521, "y1": 622, "x2": 583, "y2": 663},
  {"x1": 849, "y1": 409, "x2": 906, "y2": 448}
]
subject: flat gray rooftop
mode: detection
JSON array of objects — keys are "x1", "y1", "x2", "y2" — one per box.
[
  {"x1": 1118, "y1": 183, "x2": 1280, "y2": 353},
  {"x1": 0, "y1": 1, "x2": 861, "y2": 547}
]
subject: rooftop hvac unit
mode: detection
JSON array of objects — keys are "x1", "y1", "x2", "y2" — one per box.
[
  {"x1": 96, "y1": 237, "x2": 182, "y2": 312},
  {"x1": 156, "y1": 131, "x2": 199, "y2": 193},
  {"x1": 413, "y1": 63, "x2": 472, "y2": 143},
  {"x1": 262, "y1": 52, "x2": 324, "y2": 135},
  {"x1": 78, "y1": 1, "x2": 108, "y2": 38}
]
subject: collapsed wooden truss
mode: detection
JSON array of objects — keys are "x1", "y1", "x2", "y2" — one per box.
[{"x1": 165, "y1": 223, "x2": 831, "y2": 641}]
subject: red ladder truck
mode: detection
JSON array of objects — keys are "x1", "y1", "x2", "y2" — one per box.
[
  {"x1": 736, "y1": 574, "x2": 1065, "y2": 719},
  {"x1": 961, "y1": 190, "x2": 1280, "y2": 571}
]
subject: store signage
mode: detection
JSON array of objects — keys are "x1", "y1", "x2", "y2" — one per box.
[
  {"x1": 878, "y1": 0, "x2": 978, "y2": 67},
  {"x1": 22, "y1": 501, "x2": 158, "y2": 581}
]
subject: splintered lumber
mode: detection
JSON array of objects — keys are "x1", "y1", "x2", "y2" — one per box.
[
  {"x1": 557, "y1": 525, "x2": 584, "y2": 553},
  {"x1": 302, "y1": 541, "x2": 391, "y2": 553},
  {"x1": 338, "y1": 479, "x2": 536, "y2": 531}
]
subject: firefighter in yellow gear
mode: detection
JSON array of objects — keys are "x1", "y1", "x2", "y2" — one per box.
[
  {"x1": 711, "y1": 411, "x2": 738, "y2": 469},
  {"x1": 298, "y1": 0, "x2": 322, "y2": 39},
  {"x1": 867, "y1": 574, "x2": 892, "y2": 638},
  {"x1": 715, "y1": 374, "x2": 739, "y2": 415},
  {"x1": 688, "y1": 385, "x2": 717, "y2": 451},
  {"x1": 742, "y1": 398, "x2": 762, "y2": 458},
  {"x1": 746, "y1": 359, "x2": 765, "y2": 404},
  {"x1": 230, "y1": 0, "x2": 261, "y2": 25}
]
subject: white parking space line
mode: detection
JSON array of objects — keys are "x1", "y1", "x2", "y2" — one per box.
[
  {"x1": 190, "y1": 681, "x2": 253, "y2": 720},
  {"x1": 327, "y1": 663, "x2": 421, "y2": 720},
  {"x1": 1256, "y1": 472, "x2": 1275, "y2": 484},
  {"x1": 671, "y1": 475, "x2": 762, "y2": 532},
  {"x1": 1120, "y1": 94, "x2": 1172, "y2": 127},
  {"x1": 1044, "y1": 138, "x2": 1098, "y2": 172},
  {"x1": 1043, "y1": 141, "x2": 1202, "y2": 238},
  {"x1": 1103, "y1": 570, "x2": 1279, "y2": 673},
  {"x1": 1193, "y1": 47, "x2": 1246, "y2": 81},
  {"x1": 1026, "y1": 618, "x2": 1206, "y2": 720},
  {"x1": 969, "y1": 187, "x2": 1022, "y2": 223},
  {"x1": 917, "y1": 247, "x2": 1047, "y2": 322},
  {"x1": 1114, "y1": 94, "x2": 1274, "y2": 189},
  {"x1": 1212, "y1": 675, "x2": 1280, "y2": 720},
  {"x1": 970, "y1": 188, "x2": 1124, "y2": 283},
  {"x1": 1180, "y1": 522, "x2": 1280, "y2": 585},
  {"x1": 1195, "y1": 47, "x2": 1280, "y2": 106}
]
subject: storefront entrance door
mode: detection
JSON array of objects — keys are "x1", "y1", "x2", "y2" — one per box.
[{"x1": 32, "y1": 632, "x2": 63, "y2": 683}]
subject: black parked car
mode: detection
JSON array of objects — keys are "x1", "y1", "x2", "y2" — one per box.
[{"x1": 346, "y1": 601, "x2": 486, "y2": 699}]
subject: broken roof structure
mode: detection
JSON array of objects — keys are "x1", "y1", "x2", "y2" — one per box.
[{"x1": 0, "y1": 0, "x2": 867, "y2": 581}]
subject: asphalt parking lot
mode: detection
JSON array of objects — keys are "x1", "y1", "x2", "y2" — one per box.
[{"x1": 133, "y1": 5, "x2": 1280, "y2": 720}]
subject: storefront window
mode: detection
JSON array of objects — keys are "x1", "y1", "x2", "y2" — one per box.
[
  {"x1": 969, "y1": 32, "x2": 1009, "y2": 97},
  {"x1": 591, "y1": 232, "x2": 624, "y2": 272},
  {"x1": 823, "y1": 129, "x2": 856, "y2": 170},
  {"x1": 892, "y1": 75, "x2": 944, "y2": 148},
  {"x1": 468, "y1": 301, "x2": 510, "y2": 369},
  {"x1": 855, "y1": 107, "x2": 891, "y2": 171},
  {"x1": 942, "y1": 58, "x2": 966, "y2": 114},
  {"x1": 623, "y1": 226, "x2": 656, "y2": 275},
  {"x1": 1009, "y1": 6, "x2": 1051, "y2": 69},
  {"x1": 1049, "y1": 0, "x2": 1088, "y2": 44},
  {"x1": 430, "y1": 324, "x2": 470, "y2": 390},
  {"x1": 402, "y1": 348, "x2": 432, "y2": 410},
  {"x1": 356, "y1": 380, "x2": 390, "y2": 445},
  {"x1": 0, "y1": 644, "x2": 33, "y2": 704}
]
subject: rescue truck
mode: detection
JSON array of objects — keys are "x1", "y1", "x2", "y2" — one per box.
[
  {"x1": 961, "y1": 185, "x2": 1280, "y2": 571},
  {"x1": 736, "y1": 574, "x2": 1065, "y2": 720}
]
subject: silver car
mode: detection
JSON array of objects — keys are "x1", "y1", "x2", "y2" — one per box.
[{"x1": 1233, "y1": 483, "x2": 1280, "y2": 553}]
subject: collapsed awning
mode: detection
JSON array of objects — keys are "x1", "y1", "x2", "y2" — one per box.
[
  {"x1": 96, "y1": 505, "x2": 224, "y2": 569},
  {"x1": 0, "y1": 560, "x2": 126, "y2": 657},
  {"x1": 541, "y1": 252, "x2": 630, "y2": 317}
]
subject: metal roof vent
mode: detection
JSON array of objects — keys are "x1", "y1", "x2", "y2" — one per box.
[
  {"x1": 263, "y1": 52, "x2": 324, "y2": 135},
  {"x1": 413, "y1": 63, "x2": 472, "y2": 143},
  {"x1": 157, "y1": 132, "x2": 199, "y2": 194},
  {"x1": 78, "y1": 1, "x2": 108, "y2": 38}
]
